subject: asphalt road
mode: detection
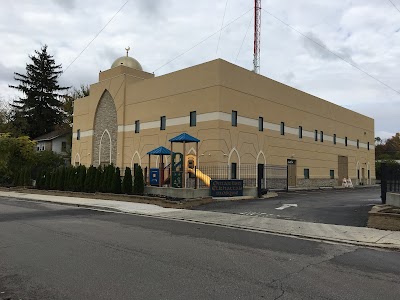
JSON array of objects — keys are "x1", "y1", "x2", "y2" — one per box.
[
  {"x1": 195, "y1": 187, "x2": 381, "y2": 227},
  {"x1": 0, "y1": 196, "x2": 399, "y2": 300}
]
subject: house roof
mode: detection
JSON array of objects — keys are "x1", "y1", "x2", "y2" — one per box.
[
  {"x1": 147, "y1": 146, "x2": 171, "y2": 156},
  {"x1": 34, "y1": 129, "x2": 70, "y2": 142},
  {"x1": 169, "y1": 133, "x2": 200, "y2": 143}
]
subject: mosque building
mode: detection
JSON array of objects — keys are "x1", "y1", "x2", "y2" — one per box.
[{"x1": 71, "y1": 49, "x2": 375, "y2": 189}]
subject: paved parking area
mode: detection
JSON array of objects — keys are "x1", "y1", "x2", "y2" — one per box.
[{"x1": 194, "y1": 187, "x2": 381, "y2": 227}]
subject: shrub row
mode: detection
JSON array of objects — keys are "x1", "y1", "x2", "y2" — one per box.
[{"x1": 33, "y1": 165, "x2": 144, "y2": 195}]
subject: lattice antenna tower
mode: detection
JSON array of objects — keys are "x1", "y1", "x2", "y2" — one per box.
[{"x1": 253, "y1": 0, "x2": 261, "y2": 73}]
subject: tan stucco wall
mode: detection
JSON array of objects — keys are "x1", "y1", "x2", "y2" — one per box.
[{"x1": 72, "y1": 59, "x2": 375, "y2": 186}]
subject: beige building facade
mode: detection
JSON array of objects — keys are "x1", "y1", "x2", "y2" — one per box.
[{"x1": 72, "y1": 55, "x2": 375, "y2": 188}]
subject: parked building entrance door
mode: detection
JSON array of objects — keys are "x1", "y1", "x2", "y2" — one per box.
[
  {"x1": 338, "y1": 156, "x2": 348, "y2": 185},
  {"x1": 287, "y1": 159, "x2": 297, "y2": 187}
]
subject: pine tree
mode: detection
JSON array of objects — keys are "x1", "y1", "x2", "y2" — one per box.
[
  {"x1": 133, "y1": 165, "x2": 144, "y2": 195},
  {"x1": 94, "y1": 165, "x2": 103, "y2": 192},
  {"x1": 112, "y1": 167, "x2": 122, "y2": 194},
  {"x1": 122, "y1": 167, "x2": 133, "y2": 194},
  {"x1": 9, "y1": 45, "x2": 69, "y2": 138}
]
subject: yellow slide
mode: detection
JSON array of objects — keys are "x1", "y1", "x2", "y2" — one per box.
[{"x1": 188, "y1": 168, "x2": 212, "y2": 187}]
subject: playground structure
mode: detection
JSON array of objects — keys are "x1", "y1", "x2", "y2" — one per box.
[{"x1": 146, "y1": 133, "x2": 213, "y2": 189}]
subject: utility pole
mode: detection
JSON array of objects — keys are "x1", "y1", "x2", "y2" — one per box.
[{"x1": 253, "y1": 0, "x2": 261, "y2": 74}]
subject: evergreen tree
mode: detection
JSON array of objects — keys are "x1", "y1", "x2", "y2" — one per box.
[
  {"x1": 9, "y1": 45, "x2": 69, "y2": 138},
  {"x1": 133, "y1": 165, "x2": 144, "y2": 195},
  {"x1": 122, "y1": 167, "x2": 133, "y2": 194},
  {"x1": 76, "y1": 165, "x2": 86, "y2": 192},
  {"x1": 84, "y1": 166, "x2": 96, "y2": 193},
  {"x1": 112, "y1": 167, "x2": 122, "y2": 194},
  {"x1": 94, "y1": 165, "x2": 103, "y2": 192},
  {"x1": 44, "y1": 171, "x2": 51, "y2": 190}
]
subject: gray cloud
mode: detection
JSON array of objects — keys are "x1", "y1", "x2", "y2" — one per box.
[
  {"x1": 302, "y1": 32, "x2": 355, "y2": 64},
  {"x1": 52, "y1": 0, "x2": 76, "y2": 10}
]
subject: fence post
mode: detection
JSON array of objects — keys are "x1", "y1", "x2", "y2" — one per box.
[{"x1": 381, "y1": 162, "x2": 387, "y2": 204}]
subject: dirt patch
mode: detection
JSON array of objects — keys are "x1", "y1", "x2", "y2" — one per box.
[
  {"x1": 368, "y1": 205, "x2": 400, "y2": 231},
  {"x1": 0, "y1": 187, "x2": 213, "y2": 209}
]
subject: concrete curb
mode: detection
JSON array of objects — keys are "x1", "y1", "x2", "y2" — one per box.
[{"x1": 1, "y1": 190, "x2": 399, "y2": 251}]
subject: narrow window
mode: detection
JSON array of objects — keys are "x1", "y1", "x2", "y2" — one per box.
[
  {"x1": 135, "y1": 120, "x2": 140, "y2": 133},
  {"x1": 160, "y1": 116, "x2": 166, "y2": 130},
  {"x1": 299, "y1": 126, "x2": 302, "y2": 138},
  {"x1": 333, "y1": 134, "x2": 336, "y2": 145},
  {"x1": 280, "y1": 122, "x2": 285, "y2": 135},
  {"x1": 314, "y1": 130, "x2": 318, "y2": 141},
  {"x1": 190, "y1": 111, "x2": 196, "y2": 127},
  {"x1": 368, "y1": 142, "x2": 370, "y2": 150},
  {"x1": 368, "y1": 170, "x2": 370, "y2": 179},
  {"x1": 231, "y1": 111, "x2": 237, "y2": 127},
  {"x1": 357, "y1": 169, "x2": 360, "y2": 179},
  {"x1": 320, "y1": 131, "x2": 324, "y2": 142},
  {"x1": 61, "y1": 142, "x2": 67, "y2": 152},
  {"x1": 330, "y1": 170, "x2": 334, "y2": 179},
  {"x1": 357, "y1": 139, "x2": 359, "y2": 149},
  {"x1": 345, "y1": 137, "x2": 348, "y2": 146},
  {"x1": 258, "y1": 117, "x2": 263, "y2": 131},
  {"x1": 231, "y1": 162, "x2": 237, "y2": 179},
  {"x1": 304, "y1": 168, "x2": 310, "y2": 179},
  {"x1": 77, "y1": 129, "x2": 80, "y2": 140}
]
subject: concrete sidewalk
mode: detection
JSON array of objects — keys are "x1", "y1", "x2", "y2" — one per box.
[{"x1": 1, "y1": 190, "x2": 399, "y2": 250}]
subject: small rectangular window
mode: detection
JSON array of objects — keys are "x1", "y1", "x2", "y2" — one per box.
[
  {"x1": 314, "y1": 130, "x2": 318, "y2": 141},
  {"x1": 304, "y1": 168, "x2": 310, "y2": 179},
  {"x1": 280, "y1": 122, "x2": 285, "y2": 135},
  {"x1": 61, "y1": 142, "x2": 67, "y2": 152},
  {"x1": 330, "y1": 170, "x2": 334, "y2": 179},
  {"x1": 345, "y1": 137, "x2": 348, "y2": 146},
  {"x1": 368, "y1": 142, "x2": 370, "y2": 150},
  {"x1": 258, "y1": 117, "x2": 263, "y2": 131},
  {"x1": 299, "y1": 126, "x2": 303, "y2": 138},
  {"x1": 357, "y1": 139, "x2": 359, "y2": 149},
  {"x1": 190, "y1": 111, "x2": 196, "y2": 127},
  {"x1": 135, "y1": 120, "x2": 140, "y2": 133},
  {"x1": 232, "y1": 111, "x2": 237, "y2": 127},
  {"x1": 160, "y1": 116, "x2": 166, "y2": 130},
  {"x1": 320, "y1": 131, "x2": 324, "y2": 142},
  {"x1": 333, "y1": 134, "x2": 336, "y2": 145},
  {"x1": 77, "y1": 129, "x2": 80, "y2": 140}
]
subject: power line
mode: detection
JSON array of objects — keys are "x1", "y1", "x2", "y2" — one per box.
[
  {"x1": 261, "y1": 7, "x2": 400, "y2": 96},
  {"x1": 153, "y1": 8, "x2": 253, "y2": 73},
  {"x1": 235, "y1": 15, "x2": 253, "y2": 63},
  {"x1": 388, "y1": 0, "x2": 400, "y2": 14},
  {"x1": 63, "y1": 0, "x2": 130, "y2": 75},
  {"x1": 216, "y1": 0, "x2": 229, "y2": 56}
]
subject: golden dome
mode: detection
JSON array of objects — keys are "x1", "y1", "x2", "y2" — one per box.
[{"x1": 111, "y1": 56, "x2": 143, "y2": 71}]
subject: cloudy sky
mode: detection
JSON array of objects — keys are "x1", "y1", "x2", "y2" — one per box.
[{"x1": 0, "y1": 0, "x2": 399, "y2": 138}]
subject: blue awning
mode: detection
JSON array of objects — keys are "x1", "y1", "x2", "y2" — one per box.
[
  {"x1": 169, "y1": 133, "x2": 200, "y2": 143},
  {"x1": 147, "y1": 146, "x2": 171, "y2": 156}
]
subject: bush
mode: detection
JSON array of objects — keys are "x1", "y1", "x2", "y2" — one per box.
[
  {"x1": 122, "y1": 167, "x2": 133, "y2": 194},
  {"x1": 112, "y1": 167, "x2": 122, "y2": 194},
  {"x1": 84, "y1": 166, "x2": 96, "y2": 193},
  {"x1": 94, "y1": 165, "x2": 103, "y2": 192},
  {"x1": 102, "y1": 165, "x2": 115, "y2": 193},
  {"x1": 133, "y1": 165, "x2": 144, "y2": 195}
]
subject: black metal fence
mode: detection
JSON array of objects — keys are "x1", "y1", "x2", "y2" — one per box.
[
  {"x1": 186, "y1": 164, "x2": 288, "y2": 191},
  {"x1": 380, "y1": 162, "x2": 400, "y2": 203}
]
